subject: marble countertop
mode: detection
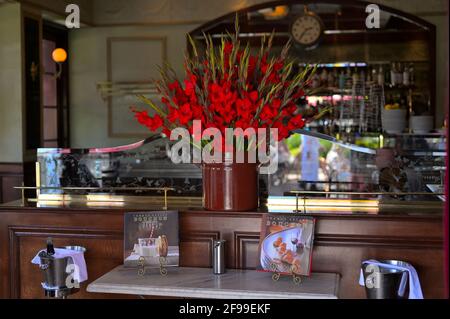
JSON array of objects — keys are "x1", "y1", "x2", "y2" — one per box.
[{"x1": 87, "y1": 266, "x2": 340, "y2": 299}]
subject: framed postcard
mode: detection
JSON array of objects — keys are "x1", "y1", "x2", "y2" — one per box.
[
  {"x1": 257, "y1": 214, "x2": 315, "y2": 276},
  {"x1": 124, "y1": 211, "x2": 179, "y2": 268}
]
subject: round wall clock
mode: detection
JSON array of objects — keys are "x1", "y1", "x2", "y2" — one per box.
[{"x1": 290, "y1": 12, "x2": 324, "y2": 48}]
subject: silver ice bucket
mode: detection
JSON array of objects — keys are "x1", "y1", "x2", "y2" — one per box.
[
  {"x1": 39, "y1": 246, "x2": 86, "y2": 291},
  {"x1": 362, "y1": 260, "x2": 410, "y2": 299}
]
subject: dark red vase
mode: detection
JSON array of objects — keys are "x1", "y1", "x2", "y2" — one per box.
[{"x1": 202, "y1": 161, "x2": 259, "y2": 211}]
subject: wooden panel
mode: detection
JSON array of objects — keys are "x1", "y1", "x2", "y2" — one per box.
[
  {"x1": 1, "y1": 176, "x2": 22, "y2": 204},
  {"x1": 180, "y1": 231, "x2": 220, "y2": 268},
  {"x1": 0, "y1": 207, "x2": 445, "y2": 299},
  {"x1": 234, "y1": 232, "x2": 260, "y2": 269},
  {"x1": 311, "y1": 245, "x2": 444, "y2": 299},
  {"x1": 8, "y1": 225, "x2": 129, "y2": 299}
]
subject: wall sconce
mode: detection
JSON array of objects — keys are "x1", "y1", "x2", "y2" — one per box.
[{"x1": 52, "y1": 48, "x2": 67, "y2": 79}]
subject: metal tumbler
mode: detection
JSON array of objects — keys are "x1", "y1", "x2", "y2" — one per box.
[{"x1": 213, "y1": 240, "x2": 226, "y2": 274}]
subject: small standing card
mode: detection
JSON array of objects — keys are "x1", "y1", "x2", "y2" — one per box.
[
  {"x1": 124, "y1": 211, "x2": 179, "y2": 268},
  {"x1": 257, "y1": 214, "x2": 315, "y2": 276}
]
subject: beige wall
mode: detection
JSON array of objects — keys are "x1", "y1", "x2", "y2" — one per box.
[
  {"x1": 0, "y1": 3, "x2": 23, "y2": 163},
  {"x1": 67, "y1": 0, "x2": 448, "y2": 148},
  {"x1": 69, "y1": 24, "x2": 198, "y2": 148}
]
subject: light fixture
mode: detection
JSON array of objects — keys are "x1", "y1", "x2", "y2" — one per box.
[
  {"x1": 51, "y1": 48, "x2": 67, "y2": 79},
  {"x1": 258, "y1": 5, "x2": 289, "y2": 20}
]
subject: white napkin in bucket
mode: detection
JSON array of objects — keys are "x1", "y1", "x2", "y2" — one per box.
[
  {"x1": 359, "y1": 259, "x2": 423, "y2": 299},
  {"x1": 31, "y1": 248, "x2": 88, "y2": 283}
]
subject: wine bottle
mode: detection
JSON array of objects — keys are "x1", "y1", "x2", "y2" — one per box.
[{"x1": 46, "y1": 237, "x2": 55, "y2": 256}]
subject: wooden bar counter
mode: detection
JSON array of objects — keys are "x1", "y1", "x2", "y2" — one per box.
[{"x1": 0, "y1": 200, "x2": 444, "y2": 299}]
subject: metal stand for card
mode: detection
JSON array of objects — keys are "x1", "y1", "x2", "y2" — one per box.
[
  {"x1": 293, "y1": 193, "x2": 307, "y2": 214},
  {"x1": 137, "y1": 256, "x2": 168, "y2": 276},
  {"x1": 270, "y1": 262, "x2": 303, "y2": 285}
]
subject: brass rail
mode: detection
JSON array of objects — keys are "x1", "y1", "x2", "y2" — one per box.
[
  {"x1": 289, "y1": 190, "x2": 444, "y2": 196},
  {"x1": 14, "y1": 186, "x2": 175, "y2": 191},
  {"x1": 287, "y1": 190, "x2": 444, "y2": 213},
  {"x1": 14, "y1": 186, "x2": 175, "y2": 210}
]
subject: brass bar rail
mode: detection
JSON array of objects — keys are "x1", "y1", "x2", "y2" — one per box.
[
  {"x1": 289, "y1": 190, "x2": 444, "y2": 196},
  {"x1": 14, "y1": 186, "x2": 176, "y2": 210},
  {"x1": 287, "y1": 190, "x2": 444, "y2": 213},
  {"x1": 14, "y1": 186, "x2": 175, "y2": 191}
]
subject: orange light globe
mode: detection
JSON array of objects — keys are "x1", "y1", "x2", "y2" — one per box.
[{"x1": 52, "y1": 48, "x2": 67, "y2": 63}]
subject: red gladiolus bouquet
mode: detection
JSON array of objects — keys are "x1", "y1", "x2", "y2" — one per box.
[{"x1": 132, "y1": 19, "x2": 316, "y2": 151}]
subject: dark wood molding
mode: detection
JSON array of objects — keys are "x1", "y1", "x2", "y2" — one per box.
[
  {"x1": 0, "y1": 163, "x2": 24, "y2": 175},
  {"x1": 0, "y1": 206, "x2": 445, "y2": 298},
  {"x1": 314, "y1": 233, "x2": 443, "y2": 249},
  {"x1": 189, "y1": 0, "x2": 436, "y2": 36},
  {"x1": 180, "y1": 231, "x2": 220, "y2": 268},
  {"x1": 234, "y1": 231, "x2": 260, "y2": 269}
]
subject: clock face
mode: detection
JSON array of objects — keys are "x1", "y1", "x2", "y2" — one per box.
[{"x1": 291, "y1": 14, "x2": 323, "y2": 46}]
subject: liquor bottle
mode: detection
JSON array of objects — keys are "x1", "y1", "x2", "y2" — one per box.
[
  {"x1": 409, "y1": 63, "x2": 415, "y2": 86},
  {"x1": 46, "y1": 237, "x2": 55, "y2": 256},
  {"x1": 403, "y1": 63, "x2": 410, "y2": 86},
  {"x1": 312, "y1": 72, "x2": 320, "y2": 89},
  {"x1": 390, "y1": 62, "x2": 396, "y2": 87},
  {"x1": 320, "y1": 68, "x2": 328, "y2": 86},
  {"x1": 384, "y1": 64, "x2": 390, "y2": 85},
  {"x1": 352, "y1": 67, "x2": 359, "y2": 84},
  {"x1": 360, "y1": 68, "x2": 366, "y2": 83},
  {"x1": 333, "y1": 69, "x2": 339, "y2": 87},
  {"x1": 396, "y1": 62, "x2": 403, "y2": 85},
  {"x1": 327, "y1": 70, "x2": 335, "y2": 88},
  {"x1": 370, "y1": 66, "x2": 376, "y2": 83},
  {"x1": 338, "y1": 70, "x2": 346, "y2": 90},
  {"x1": 377, "y1": 65, "x2": 385, "y2": 86},
  {"x1": 345, "y1": 67, "x2": 352, "y2": 88}
]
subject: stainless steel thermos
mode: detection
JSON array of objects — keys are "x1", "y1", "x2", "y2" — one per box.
[{"x1": 213, "y1": 240, "x2": 226, "y2": 274}]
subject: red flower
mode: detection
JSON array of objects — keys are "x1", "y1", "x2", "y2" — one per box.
[
  {"x1": 287, "y1": 114, "x2": 305, "y2": 131},
  {"x1": 162, "y1": 127, "x2": 171, "y2": 137},
  {"x1": 168, "y1": 81, "x2": 180, "y2": 91},
  {"x1": 224, "y1": 42, "x2": 233, "y2": 55},
  {"x1": 132, "y1": 25, "x2": 315, "y2": 145},
  {"x1": 272, "y1": 121, "x2": 289, "y2": 141},
  {"x1": 271, "y1": 98, "x2": 282, "y2": 110},
  {"x1": 260, "y1": 105, "x2": 276, "y2": 122},
  {"x1": 161, "y1": 97, "x2": 170, "y2": 105},
  {"x1": 293, "y1": 89, "x2": 305, "y2": 99},
  {"x1": 274, "y1": 60, "x2": 284, "y2": 72},
  {"x1": 134, "y1": 110, "x2": 151, "y2": 126},
  {"x1": 178, "y1": 103, "x2": 193, "y2": 125},
  {"x1": 148, "y1": 114, "x2": 164, "y2": 131},
  {"x1": 249, "y1": 91, "x2": 259, "y2": 103}
]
